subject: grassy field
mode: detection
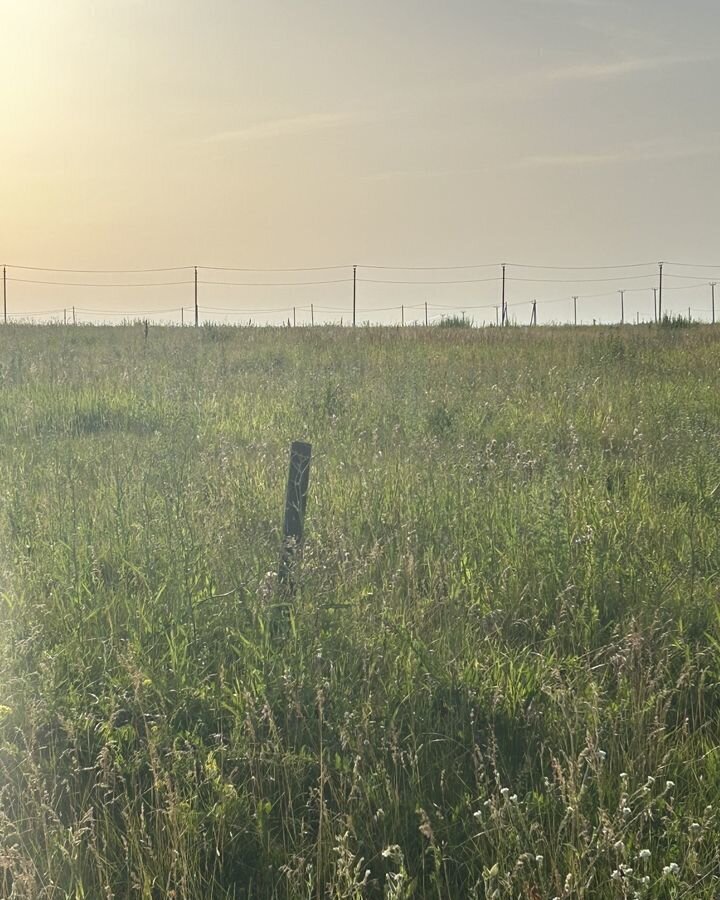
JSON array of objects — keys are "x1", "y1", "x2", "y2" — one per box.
[{"x1": 0, "y1": 322, "x2": 719, "y2": 898}]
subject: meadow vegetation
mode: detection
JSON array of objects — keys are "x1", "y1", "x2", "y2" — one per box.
[{"x1": 0, "y1": 322, "x2": 719, "y2": 898}]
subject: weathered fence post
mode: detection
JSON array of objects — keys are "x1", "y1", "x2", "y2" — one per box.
[{"x1": 279, "y1": 441, "x2": 312, "y2": 590}]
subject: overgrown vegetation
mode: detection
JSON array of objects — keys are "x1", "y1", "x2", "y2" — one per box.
[{"x1": 0, "y1": 322, "x2": 719, "y2": 898}]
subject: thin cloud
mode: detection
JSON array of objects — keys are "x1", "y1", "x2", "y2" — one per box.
[
  {"x1": 544, "y1": 53, "x2": 716, "y2": 82},
  {"x1": 203, "y1": 112, "x2": 359, "y2": 145},
  {"x1": 512, "y1": 138, "x2": 720, "y2": 170}
]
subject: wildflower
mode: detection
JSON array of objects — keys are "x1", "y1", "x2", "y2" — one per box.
[
  {"x1": 665, "y1": 780, "x2": 675, "y2": 791},
  {"x1": 689, "y1": 821, "x2": 701, "y2": 834},
  {"x1": 662, "y1": 862, "x2": 679, "y2": 876},
  {"x1": 509, "y1": 794, "x2": 518, "y2": 802},
  {"x1": 638, "y1": 849, "x2": 651, "y2": 861},
  {"x1": 535, "y1": 855, "x2": 544, "y2": 864},
  {"x1": 614, "y1": 841, "x2": 626, "y2": 853},
  {"x1": 641, "y1": 875, "x2": 650, "y2": 885},
  {"x1": 598, "y1": 749, "x2": 607, "y2": 760},
  {"x1": 646, "y1": 775, "x2": 655, "y2": 785},
  {"x1": 622, "y1": 805, "x2": 632, "y2": 816},
  {"x1": 500, "y1": 787, "x2": 510, "y2": 798},
  {"x1": 473, "y1": 809, "x2": 483, "y2": 820}
]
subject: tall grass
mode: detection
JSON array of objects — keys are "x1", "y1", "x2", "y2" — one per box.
[{"x1": 0, "y1": 322, "x2": 718, "y2": 897}]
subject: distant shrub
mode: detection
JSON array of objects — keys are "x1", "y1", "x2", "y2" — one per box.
[
  {"x1": 437, "y1": 315, "x2": 471, "y2": 328},
  {"x1": 660, "y1": 313, "x2": 696, "y2": 328}
]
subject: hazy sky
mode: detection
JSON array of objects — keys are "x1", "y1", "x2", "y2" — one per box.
[{"x1": 2, "y1": 0, "x2": 719, "y2": 324}]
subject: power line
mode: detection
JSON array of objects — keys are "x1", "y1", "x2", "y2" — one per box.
[
  {"x1": 360, "y1": 276, "x2": 502, "y2": 285},
  {"x1": 505, "y1": 261, "x2": 655, "y2": 270},
  {"x1": 198, "y1": 264, "x2": 350, "y2": 272},
  {"x1": 6, "y1": 265, "x2": 193, "y2": 274},
  {"x1": 199, "y1": 278, "x2": 353, "y2": 287},
  {"x1": 9, "y1": 278, "x2": 194, "y2": 287},
  {"x1": 359, "y1": 263, "x2": 499, "y2": 271},
  {"x1": 508, "y1": 273, "x2": 657, "y2": 284}
]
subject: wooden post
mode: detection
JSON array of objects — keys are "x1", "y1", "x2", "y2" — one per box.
[
  {"x1": 181, "y1": 307, "x2": 184, "y2": 326},
  {"x1": 401, "y1": 305, "x2": 404, "y2": 327},
  {"x1": 311, "y1": 303, "x2": 314, "y2": 326},
  {"x1": 64, "y1": 308, "x2": 67, "y2": 325},
  {"x1": 279, "y1": 441, "x2": 312, "y2": 589},
  {"x1": 425, "y1": 301, "x2": 428, "y2": 326},
  {"x1": 352, "y1": 265, "x2": 357, "y2": 327},
  {"x1": 501, "y1": 263, "x2": 506, "y2": 325},
  {"x1": 711, "y1": 283, "x2": 716, "y2": 325},
  {"x1": 194, "y1": 266, "x2": 199, "y2": 327},
  {"x1": 293, "y1": 306, "x2": 296, "y2": 327},
  {"x1": 72, "y1": 306, "x2": 76, "y2": 325},
  {"x1": 3, "y1": 266, "x2": 6, "y2": 324},
  {"x1": 658, "y1": 261, "x2": 663, "y2": 322},
  {"x1": 573, "y1": 296, "x2": 577, "y2": 326},
  {"x1": 619, "y1": 290, "x2": 624, "y2": 325}
]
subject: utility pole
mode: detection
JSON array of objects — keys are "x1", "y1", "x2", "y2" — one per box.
[
  {"x1": 311, "y1": 303, "x2": 314, "y2": 326},
  {"x1": 653, "y1": 287, "x2": 658, "y2": 323},
  {"x1": 401, "y1": 305, "x2": 404, "y2": 327},
  {"x1": 573, "y1": 296, "x2": 578, "y2": 326},
  {"x1": 618, "y1": 290, "x2": 625, "y2": 325},
  {"x1": 531, "y1": 300, "x2": 537, "y2": 325},
  {"x1": 3, "y1": 266, "x2": 6, "y2": 324},
  {"x1": 73, "y1": 306, "x2": 76, "y2": 325},
  {"x1": 425, "y1": 301, "x2": 428, "y2": 326},
  {"x1": 194, "y1": 266, "x2": 199, "y2": 327},
  {"x1": 501, "y1": 263, "x2": 506, "y2": 325},
  {"x1": 181, "y1": 307, "x2": 184, "y2": 327},
  {"x1": 64, "y1": 308, "x2": 67, "y2": 326},
  {"x1": 293, "y1": 306, "x2": 296, "y2": 327},
  {"x1": 352, "y1": 265, "x2": 357, "y2": 327},
  {"x1": 711, "y1": 283, "x2": 716, "y2": 325},
  {"x1": 658, "y1": 261, "x2": 663, "y2": 322}
]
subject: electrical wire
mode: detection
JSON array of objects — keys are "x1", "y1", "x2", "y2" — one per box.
[
  {"x1": 8, "y1": 278, "x2": 193, "y2": 287},
  {"x1": 199, "y1": 278, "x2": 353, "y2": 287},
  {"x1": 6, "y1": 265, "x2": 193, "y2": 274},
  {"x1": 360, "y1": 276, "x2": 502, "y2": 285}
]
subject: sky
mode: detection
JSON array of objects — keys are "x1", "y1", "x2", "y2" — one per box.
[{"x1": 1, "y1": 0, "x2": 719, "y2": 325}]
